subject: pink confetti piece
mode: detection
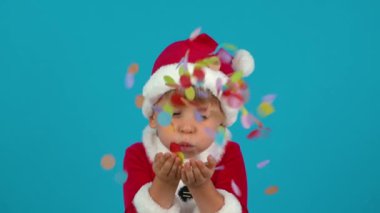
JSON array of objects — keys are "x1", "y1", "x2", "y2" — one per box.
[
  {"x1": 215, "y1": 165, "x2": 225, "y2": 171},
  {"x1": 227, "y1": 95, "x2": 244, "y2": 108},
  {"x1": 241, "y1": 113, "x2": 255, "y2": 129},
  {"x1": 262, "y1": 94, "x2": 277, "y2": 104},
  {"x1": 217, "y1": 48, "x2": 233, "y2": 64},
  {"x1": 231, "y1": 180, "x2": 241, "y2": 197},
  {"x1": 204, "y1": 127, "x2": 216, "y2": 139},
  {"x1": 257, "y1": 160, "x2": 270, "y2": 169},
  {"x1": 216, "y1": 78, "x2": 223, "y2": 94},
  {"x1": 125, "y1": 73, "x2": 134, "y2": 89},
  {"x1": 189, "y1": 27, "x2": 202, "y2": 41}
]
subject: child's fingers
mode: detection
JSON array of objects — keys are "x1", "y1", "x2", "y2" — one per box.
[
  {"x1": 168, "y1": 157, "x2": 180, "y2": 178},
  {"x1": 191, "y1": 160, "x2": 203, "y2": 183},
  {"x1": 161, "y1": 154, "x2": 175, "y2": 176},
  {"x1": 206, "y1": 155, "x2": 217, "y2": 169},
  {"x1": 196, "y1": 160, "x2": 210, "y2": 178},
  {"x1": 181, "y1": 166, "x2": 188, "y2": 183},
  {"x1": 153, "y1": 153, "x2": 164, "y2": 169},
  {"x1": 184, "y1": 162, "x2": 195, "y2": 184}
]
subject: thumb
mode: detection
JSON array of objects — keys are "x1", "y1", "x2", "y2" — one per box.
[{"x1": 206, "y1": 155, "x2": 217, "y2": 169}]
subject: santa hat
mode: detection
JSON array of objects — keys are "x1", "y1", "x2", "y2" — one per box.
[{"x1": 142, "y1": 33, "x2": 255, "y2": 126}]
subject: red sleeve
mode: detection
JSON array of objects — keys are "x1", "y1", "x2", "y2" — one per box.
[
  {"x1": 123, "y1": 143, "x2": 155, "y2": 213},
  {"x1": 212, "y1": 142, "x2": 249, "y2": 213}
]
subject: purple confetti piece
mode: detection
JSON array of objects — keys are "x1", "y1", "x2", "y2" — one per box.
[
  {"x1": 262, "y1": 94, "x2": 277, "y2": 104},
  {"x1": 189, "y1": 27, "x2": 202, "y2": 40},
  {"x1": 194, "y1": 111, "x2": 203, "y2": 122},
  {"x1": 231, "y1": 180, "x2": 241, "y2": 197},
  {"x1": 217, "y1": 48, "x2": 233, "y2": 64},
  {"x1": 114, "y1": 170, "x2": 128, "y2": 185},
  {"x1": 216, "y1": 78, "x2": 223, "y2": 94},
  {"x1": 153, "y1": 106, "x2": 162, "y2": 113},
  {"x1": 257, "y1": 160, "x2": 270, "y2": 169},
  {"x1": 125, "y1": 73, "x2": 134, "y2": 89}
]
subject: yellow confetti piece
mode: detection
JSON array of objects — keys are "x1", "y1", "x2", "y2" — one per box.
[
  {"x1": 241, "y1": 106, "x2": 248, "y2": 115},
  {"x1": 162, "y1": 103, "x2": 174, "y2": 114},
  {"x1": 258, "y1": 102, "x2": 275, "y2": 117},
  {"x1": 185, "y1": 86, "x2": 195, "y2": 101},
  {"x1": 101, "y1": 154, "x2": 115, "y2": 170},
  {"x1": 230, "y1": 71, "x2": 243, "y2": 83},
  {"x1": 176, "y1": 152, "x2": 185, "y2": 164}
]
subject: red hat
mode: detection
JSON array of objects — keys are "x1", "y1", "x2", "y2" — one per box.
[{"x1": 142, "y1": 33, "x2": 255, "y2": 126}]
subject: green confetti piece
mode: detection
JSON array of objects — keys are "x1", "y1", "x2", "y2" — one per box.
[
  {"x1": 222, "y1": 43, "x2": 238, "y2": 51},
  {"x1": 164, "y1": 76, "x2": 175, "y2": 85},
  {"x1": 185, "y1": 86, "x2": 195, "y2": 101},
  {"x1": 230, "y1": 71, "x2": 243, "y2": 83},
  {"x1": 163, "y1": 103, "x2": 174, "y2": 114}
]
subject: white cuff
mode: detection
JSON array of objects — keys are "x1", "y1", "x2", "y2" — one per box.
[
  {"x1": 215, "y1": 189, "x2": 242, "y2": 213},
  {"x1": 132, "y1": 182, "x2": 181, "y2": 213}
]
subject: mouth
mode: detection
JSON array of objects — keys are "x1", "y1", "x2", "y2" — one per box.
[{"x1": 178, "y1": 142, "x2": 195, "y2": 152}]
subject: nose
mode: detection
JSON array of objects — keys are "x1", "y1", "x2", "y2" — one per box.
[
  {"x1": 177, "y1": 122, "x2": 196, "y2": 134},
  {"x1": 175, "y1": 112, "x2": 197, "y2": 134}
]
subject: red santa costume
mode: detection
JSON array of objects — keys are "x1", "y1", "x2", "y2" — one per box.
[{"x1": 123, "y1": 33, "x2": 255, "y2": 213}]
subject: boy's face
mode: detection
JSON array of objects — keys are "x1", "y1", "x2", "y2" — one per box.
[{"x1": 149, "y1": 91, "x2": 225, "y2": 159}]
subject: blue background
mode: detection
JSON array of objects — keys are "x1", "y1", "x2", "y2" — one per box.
[{"x1": 1, "y1": 0, "x2": 379, "y2": 212}]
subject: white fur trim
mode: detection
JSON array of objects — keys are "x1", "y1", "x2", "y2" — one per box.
[
  {"x1": 141, "y1": 63, "x2": 239, "y2": 126},
  {"x1": 133, "y1": 182, "x2": 181, "y2": 213},
  {"x1": 215, "y1": 189, "x2": 242, "y2": 213},
  {"x1": 232, "y1": 49, "x2": 255, "y2": 77},
  {"x1": 141, "y1": 126, "x2": 230, "y2": 163}
]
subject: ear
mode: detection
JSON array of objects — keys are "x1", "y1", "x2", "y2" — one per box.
[{"x1": 149, "y1": 113, "x2": 157, "y2": 129}]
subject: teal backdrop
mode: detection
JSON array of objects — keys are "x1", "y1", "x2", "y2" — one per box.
[{"x1": 0, "y1": 0, "x2": 379, "y2": 212}]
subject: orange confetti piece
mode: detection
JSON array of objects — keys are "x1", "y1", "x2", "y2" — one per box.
[
  {"x1": 128, "y1": 63, "x2": 139, "y2": 74},
  {"x1": 135, "y1": 95, "x2": 144, "y2": 108},
  {"x1": 265, "y1": 186, "x2": 279, "y2": 195},
  {"x1": 101, "y1": 154, "x2": 116, "y2": 170}
]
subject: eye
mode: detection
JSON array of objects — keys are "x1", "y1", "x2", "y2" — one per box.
[
  {"x1": 173, "y1": 112, "x2": 182, "y2": 117},
  {"x1": 201, "y1": 115, "x2": 208, "y2": 120}
]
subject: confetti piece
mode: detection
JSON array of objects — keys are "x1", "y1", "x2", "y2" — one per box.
[
  {"x1": 180, "y1": 75, "x2": 192, "y2": 88},
  {"x1": 162, "y1": 103, "x2": 174, "y2": 114},
  {"x1": 164, "y1": 76, "x2": 176, "y2": 85},
  {"x1": 114, "y1": 170, "x2": 128, "y2": 185},
  {"x1": 215, "y1": 127, "x2": 226, "y2": 146},
  {"x1": 101, "y1": 154, "x2": 116, "y2": 170},
  {"x1": 204, "y1": 127, "x2": 216, "y2": 139},
  {"x1": 265, "y1": 186, "x2": 279, "y2": 195},
  {"x1": 262, "y1": 94, "x2": 277, "y2": 104},
  {"x1": 247, "y1": 129, "x2": 261, "y2": 139},
  {"x1": 189, "y1": 27, "x2": 202, "y2": 41},
  {"x1": 216, "y1": 78, "x2": 223, "y2": 94},
  {"x1": 217, "y1": 48, "x2": 233, "y2": 64},
  {"x1": 227, "y1": 95, "x2": 244, "y2": 108},
  {"x1": 157, "y1": 111, "x2": 172, "y2": 126},
  {"x1": 196, "y1": 89, "x2": 209, "y2": 99},
  {"x1": 128, "y1": 63, "x2": 139, "y2": 74},
  {"x1": 258, "y1": 102, "x2": 275, "y2": 117},
  {"x1": 230, "y1": 71, "x2": 243, "y2": 83},
  {"x1": 241, "y1": 113, "x2": 255, "y2": 129},
  {"x1": 170, "y1": 93, "x2": 185, "y2": 106},
  {"x1": 170, "y1": 143, "x2": 181, "y2": 152},
  {"x1": 247, "y1": 127, "x2": 271, "y2": 139},
  {"x1": 193, "y1": 68, "x2": 205, "y2": 81},
  {"x1": 170, "y1": 143, "x2": 185, "y2": 164},
  {"x1": 153, "y1": 106, "x2": 162, "y2": 113},
  {"x1": 231, "y1": 180, "x2": 242, "y2": 197},
  {"x1": 135, "y1": 95, "x2": 144, "y2": 109},
  {"x1": 194, "y1": 111, "x2": 203, "y2": 122},
  {"x1": 185, "y1": 86, "x2": 195, "y2": 101},
  {"x1": 125, "y1": 73, "x2": 134, "y2": 89},
  {"x1": 257, "y1": 160, "x2": 270, "y2": 169},
  {"x1": 222, "y1": 43, "x2": 238, "y2": 52},
  {"x1": 215, "y1": 165, "x2": 225, "y2": 171}
]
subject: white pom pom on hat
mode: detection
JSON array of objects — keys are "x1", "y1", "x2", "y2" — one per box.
[{"x1": 232, "y1": 49, "x2": 255, "y2": 77}]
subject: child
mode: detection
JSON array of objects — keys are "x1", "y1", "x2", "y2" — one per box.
[{"x1": 123, "y1": 33, "x2": 255, "y2": 213}]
